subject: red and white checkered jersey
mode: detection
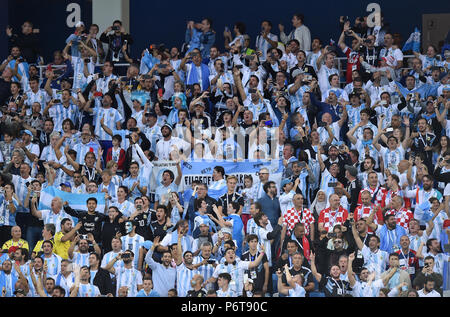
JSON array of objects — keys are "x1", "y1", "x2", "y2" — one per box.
[
  {"x1": 283, "y1": 207, "x2": 315, "y2": 235},
  {"x1": 385, "y1": 207, "x2": 413, "y2": 230},
  {"x1": 318, "y1": 206, "x2": 348, "y2": 232},
  {"x1": 357, "y1": 186, "x2": 384, "y2": 206},
  {"x1": 354, "y1": 203, "x2": 383, "y2": 233}
]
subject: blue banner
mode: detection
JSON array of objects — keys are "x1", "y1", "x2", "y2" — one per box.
[{"x1": 39, "y1": 186, "x2": 106, "y2": 212}]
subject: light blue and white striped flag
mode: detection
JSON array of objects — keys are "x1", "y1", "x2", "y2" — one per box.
[
  {"x1": 402, "y1": 27, "x2": 421, "y2": 53},
  {"x1": 38, "y1": 186, "x2": 106, "y2": 211},
  {"x1": 414, "y1": 200, "x2": 434, "y2": 223}
]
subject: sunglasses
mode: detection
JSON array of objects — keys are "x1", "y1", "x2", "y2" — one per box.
[{"x1": 333, "y1": 240, "x2": 343, "y2": 244}]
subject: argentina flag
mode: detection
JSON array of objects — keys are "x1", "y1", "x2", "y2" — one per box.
[
  {"x1": 140, "y1": 49, "x2": 160, "y2": 74},
  {"x1": 414, "y1": 200, "x2": 434, "y2": 222},
  {"x1": 39, "y1": 186, "x2": 106, "y2": 212},
  {"x1": 402, "y1": 27, "x2": 421, "y2": 53},
  {"x1": 394, "y1": 81, "x2": 430, "y2": 98}
]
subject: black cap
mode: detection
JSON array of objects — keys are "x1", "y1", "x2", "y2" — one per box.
[{"x1": 145, "y1": 111, "x2": 157, "y2": 118}]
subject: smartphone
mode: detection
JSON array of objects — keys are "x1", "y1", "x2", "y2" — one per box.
[
  {"x1": 386, "y1": 127, "x2": 394, "y2": 132},
  {"x1": 121, "y1": 253, "x2": 131, "y2": 259},
  {"x1": 243, "y1": 273, "x2": 249, "y2": 284},
  {"x1": 328, "y1": 182, "x2": 338, "y2": 188},
  {"x1": 328, "y1": 233, "x2": 337, "y2": 238},
  {"x1": 235, "y1": 65, "x2": 243, "y2": 69},
  {"x1": 299, "y1": 161, "x2": 307, "y2": 168},
  {"x1": 80, "y1": 234, "x2": 88, "y2": 240},
  {"x1": 248, "y1": 88, "x2": 257, "y2": 94},
  {"x1": 318, "y1": 122, "x2": 327, "y2": 127},
  {"x1": 120, "y1": 77, "x2": 129, "y2": 82},
  {"x1": 158, "y1": 88, "x2": 164, "y2": 98},
  {"x1": 207, "y1": 259, "x2": 216, "y2": 265},
  {"x1": 380, "y1": 100, "x2": 387, "y2": 106},
  {"x1": 224, "y1": 26, "x2": 230, "y2": 33},
  {"x1": 53, "y1": 99, "x2": 61, "y2": 104}
]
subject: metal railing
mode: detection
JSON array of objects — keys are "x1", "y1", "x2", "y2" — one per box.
[{"x1": 36, "y1": 63, "x2": 131, "y2": 82}]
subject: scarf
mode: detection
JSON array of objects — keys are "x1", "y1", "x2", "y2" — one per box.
[
  {"x1": 310, "y1": 190, "x2": 327, "y2": 216},
  {"x1": 186, "y1": 62, "x2": 210, "y2": 90}
]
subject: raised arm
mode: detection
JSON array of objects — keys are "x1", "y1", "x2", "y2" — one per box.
[
  {"x1": 232, "y1": 67, "x2": 247, "y2": 102},
  {"x1": 309, "y1": 252, "x2": 322, "y2": 283},
  {"x1": 351, "y1": 221, "x2": 365, "y2": 250},
  {"x1": 347, "y1": 252, "x2": 357, "y2": 287}
]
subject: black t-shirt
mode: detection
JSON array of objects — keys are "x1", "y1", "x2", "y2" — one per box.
[
  {"x1": 63, "y1": 206, "x2": 108, "y2": 243},
  {"x1": 318, "y1": 276, "x2": 352, "y2": 297},
  {"x1": 241, "y1": 251, "x2": 268, "y2": 291},
  {"x1": 217, "y1": 192, "x2": 244, "y2": 216},
  {"x1": 150, "y1": 220, "x2": 172, "y2": 241},
  {"x1": 0, "y1": 79, "x2": 11, "y2": 106},
  {"x1": 134, "y1": 209, "x2": 153, "y2": 240},
  {"x1": 101, "y1": 220, "x2": 122, "y2": 253},
  {"x1": 281, "y1": 266, "x2": 314, "y2": 295},
  {"x1": 186, "y1": 289, "x2": 207, "y2": 297}
]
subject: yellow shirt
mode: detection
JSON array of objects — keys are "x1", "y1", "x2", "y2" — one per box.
[
  {"x1": 2, "y1": 239, "x2": 29, "y2": 251},
  {"x1": 32, "y1": 238, "x2": 55, "y2": 255},
  {"x1": 54, "y1": 231, "x2": 70, "y2": 260}
]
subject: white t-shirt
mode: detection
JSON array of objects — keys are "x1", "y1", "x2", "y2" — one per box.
[{"x1": 417, "y1": 289, "x2": 441, "y2": 297}]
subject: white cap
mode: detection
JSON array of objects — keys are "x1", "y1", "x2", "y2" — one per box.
[{"x1": 75, "y1": 21, "x2": 85, "y2": 28}]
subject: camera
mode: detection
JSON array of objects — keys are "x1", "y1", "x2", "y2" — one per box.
[
  {"x1": 248, "y1": 88, "x2": 257, "y2": 94},
  {"x1": 17, "y1": 58, "x2": 24, "y2": 63},
  {"x1": 328, "y1": 182, "x2": 338, "y2": 188},
  {"x1": 318, "y1": 122, "x2": 327, "y2": 127},
  {"x1": 112, "y1": 26, "x2": 120, "y2": 31},
  {"x1": 53, "y1": 99, "x2": 61, "y2": 104},
  {"x1": 328, "y1": 233, "x2": 337, "y2": 238},
  {"x1": 121, "y1": 253, "x2": 131, "y2": 259},
  {"x1": 84, "y1": 58, "x2": 90, "y2": 64},
  {"x1": 207, "y1": 259, "x2": 216, "y2": 265},
  {"x1": 80, "y1": 234, "x2": 88, "y2": 240}
]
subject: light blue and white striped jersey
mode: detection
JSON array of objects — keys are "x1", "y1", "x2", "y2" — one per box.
[
  {"x1": 115, "y1": 267, "x2": 143, "y2": 297},
  {"x1": 101, "y1": 250, "x2": 123, "y2": 278},
  {"x1": 71, "y1": 56, "x2": 95, "y2": 91},
  {"x1": 317, "y1": 122, "x2": 341, "y2": 146},
  {"x1": 427, "y1": 211, "x2": 448, "y2": 240},
  {"x1": 72, "y1": 142, "x2": 93, "y2": 165},
  {"x1": 71, "y1": 252, "x2": 90, "y2": 267},
  {"x1": 39, "y1": 145, "x2": 63, "y2": 163},
  {"x1": 23, "y1": 143, "x2": 40, "y2": 166},
  {"x1": 143, "y1": 124, "x2": 163, "y2": 154},
  {"x1": 217, "y1": 287, "x2": 236, "y2": 297},
  {"x1": 41, "y1": 253, "x2": 62, "y2": 277},
  {"x1": 255, "y1": 33, "x2": 278, "y2": 61},
  {"x1": 353, "y1": 140, "x2": 379, "y2": 167},
  {"x1": 110, "y1": 200, "x2": 134, "y2": 218},
  {"x1": 0, "y1": 195, "x2": 18, "y2": 226},
  {"x1": 111, "y1": 175, "x2": 122, "y2": 188},
  {"x1": 98, "y1": 182, "x2": 118, "y2": 203},
  {"x1": 24, "y1": 89, "x2": 49, "y2": 111},
  {"x1": 94, "y1": 106, "x2": 123, "y2": 141},
  {"x1": 40, "y1": 209, "x2": 74, "y2": 233},
  {"x1": 122, "y1": 176, "x2": 149, "y2": 202},
  {"x1": 319, "y1": 168, "x2": 337, "y2": 198},
  {"x1": 255, "y1": 226, "x2": 273, "y2": 267},
  {"x1": 423, "y1": 251, "x2": 450, "y2": 276},
  {"x1": 48, "y1": 103, "x2": 80, "y2": 132},
  {"x1": 121, "y1": 234, "x2": 145, "y2": 269},
  {"x1": 192, "y1": 256, "x2": 216, "y2": 282},
  {"x1": 243, "y1": 99, "x2": 268, "y2": 120},
  {"x1": 11, "y1": 175, "x2": 34, "y2": 213},
  {"x1": 345, "y1": 104, "x2": 365, "y2": 129},
  {"x1": 161, "y1": 233, "x2": 193, "y2": 253},
  {"x1": 176, "y1": 264, "x2": 199, "y2": 297},
  {"x1": 111, "y1": 129, "x2": 131, "y2": 150},
  {"x1": 77, "y1": 283, "x2": 101, "y2": 297},
  {"x1": 212, "y1": 260, "x2": 250, "y2": 296},
  {"x1": 306, "y1": 50, "x2": 322, "y2": 72},
  {"x1": 379, "y1": 145, "x2": 405, "y2": 176},
  {"x1": 55, "y1": 272, "x2": 75, "y2": 297},
  {"x1": 361, "y1": 245, "x2": 389, "y2": 279},
  {"x1": 352, "y1": 278, "x2": 383, "y2": 297},
  {"x1": 354, "y1": 122, "x2": 377, "y2": 141},
  {"x1": 155, "y1": 183, "x2": 179, "y2": 205},
  {"x1": 95, "y1": 74, "x2": 118, "y2": 95}
]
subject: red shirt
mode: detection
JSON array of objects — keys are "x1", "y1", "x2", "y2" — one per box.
[
  {"x1": 343, "y1": 46, "x2": 361, "y2": 83},
  {"x1": 318, "y1": 206, "x2": 348, "y2": 232}
]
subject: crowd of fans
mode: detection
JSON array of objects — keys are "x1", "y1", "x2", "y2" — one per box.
[{"x1": 0, "y1": 11, "x2": 449, "y2": 298}]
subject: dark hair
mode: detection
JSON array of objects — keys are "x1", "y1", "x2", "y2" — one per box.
[
  {"x1": 263, "y1": 181, "x2": 276, "y2": 193},
  {"x1": 293, "y1": 13, "x2": 305, "y2": 23},
  {"x1": 163, "y1": 169, "x2": 175, "y2": 181},
  {"x1": 42, "y1": 240, "x2": 54, "y2": 248},
  {"x1": 251, "y1": 202, "x2": 262, "y2": 212},
  {"x1": 156, "y1": 204, "x2": 168, "y2": 215},
  {"x1": 86, "y1": 197, "x2": 98, "y2": 205},
  {"x1": 218, "y1": 272, "x2": 232, "y2": 282},
  {"x1": 53, "y1": 286, "x2": 66, "y2": 296},
  {"x1": 213, "y1": 166, "x2": 225, "y2": 177},
  {"x1": 246, "y1": 234, "x2": 258, "y2": 243},
  {"x1": 234, "y1": 22, "x2": 246, "y2": 34},
  {"x1": 112, "y1": 134, "x2": 122, "y2": 143},
  {"x1": 60, "y1": 218, "x2": 72, "y2": 227},
  {"x1": 89, "y1": 252, "x2": 101, "y2": 262},
  {"x1": 383, "y1": 213, "x2": 395, "y2": 222},
  {"x1": 389, "y1": 252, "x2": 399, "y2": 259},
  {"x1": 252, "y1": 212, "x2": 265, "y2": 226},
  {"x1": 113, "y1": 20, "x2": 122, "y2": 26},
  {"x1": 195, "y1": 197, "x2": 206, "y2": 210}
]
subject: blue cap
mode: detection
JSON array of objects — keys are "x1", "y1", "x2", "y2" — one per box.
[
  {"x1": 280, "y1": 179, "x2": 293, "y2": 189},
  {"x1": 21, "y1": 130, "x2": 33, "y2": 137}
]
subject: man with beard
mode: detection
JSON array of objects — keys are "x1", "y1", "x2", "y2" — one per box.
[
  {"x1": 68, "y1": 234, "x2": 101, "y2": 267},
  {"x1": 88, "y1": 252, "x2": 114, "y2": 296},
  {"x1": 63, "y1": 197, "x2": 108, "y2": 244},
  {"x1": 155, "y1": 124, "x2": 190, "y2": 161},
  {"x1": 145, "y1": 236, "x2": 177, "y2": 297},
  {"x1": 105, "y1": 249, "x2": 142, "y2": 297},
  {"x1": 70, "y1": 266, "x2": 101, "y2": 297}
]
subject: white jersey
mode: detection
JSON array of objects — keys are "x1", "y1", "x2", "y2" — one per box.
[
  {"x1": 115, "y1": 267, "x2": 143, "y2": 297},
  {"x1": 76, "y1": 283, "x2": 101, "y2": 297},
  {"x1": 212, "y1": 260, "x2": 250, "y2": 296},
  {"x1": 48, "y1": 103, "x2": 79, "y2": 132},
  {"x1": 361, "y1": 245, "x2": 389, "y2": 278},
  {"x1": 93, "y1": 106, "x2": 123, "y2": 141},
  {"x1": 121, "y1": 234, "x2": 145, "y2": 269},
  {"x1": 176, "y1": 264, "x2": 199, "y2": 297}
]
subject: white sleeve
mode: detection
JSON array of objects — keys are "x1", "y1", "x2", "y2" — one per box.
[
  {"x1": 40, "y1": 209, "x2": 49, "y2": 221},
  {"x1": 160, "y1": 234, "x2": 171, "y2": 247},
  {"x1": 361, "y1": 245, "x2": 370, "y2": 258},
  {"x1": 238, "y1": 261, "x2": 250, "y2": 270}
]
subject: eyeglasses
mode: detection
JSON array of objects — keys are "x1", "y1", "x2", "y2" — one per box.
[{"x1": 333, "y1": 240, "x2": 343, "y2": 244}]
